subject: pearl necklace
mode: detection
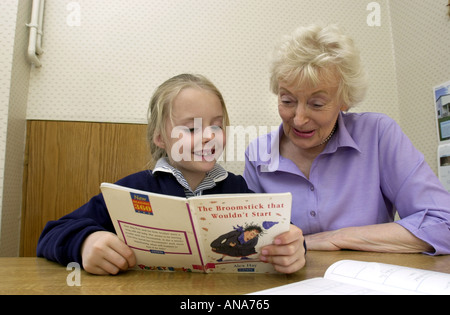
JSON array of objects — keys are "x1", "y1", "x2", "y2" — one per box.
[{"x1": 319, "y1": 122, "x2": 338, "y2": 146}]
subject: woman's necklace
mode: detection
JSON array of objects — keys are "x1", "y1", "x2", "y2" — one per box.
[{"x1": 319, "y1": 121, "x2": 338, "y2": 146}]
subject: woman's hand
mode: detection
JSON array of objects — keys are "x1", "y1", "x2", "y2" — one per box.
[
  {"x1": 259, "y1": 225, "x2": 306, "y2": 274},
  {"x1": 81, "y1": 231, "x2": 136, "y2": 275},
  {"x1": 304, "y1": 230, "x2": 342, "y2": 251}
]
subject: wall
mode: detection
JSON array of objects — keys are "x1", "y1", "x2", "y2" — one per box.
[
  {"x1": 0, "y1": 0, "x2": 31, "y2": 256},
  {"x1": 2, "y1": 0, "x2": 449, "y2": 256},
  {"x1": 25, "y1": 0, "x2": 399, "y2": 175},
  {"x1": 389, "y1": 0, "x2": 450, "y2": 172}
]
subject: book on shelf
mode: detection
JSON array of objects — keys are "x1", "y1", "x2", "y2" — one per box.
[{"x1": 100, "y1": 182, "x2": 292, "y2": 274}]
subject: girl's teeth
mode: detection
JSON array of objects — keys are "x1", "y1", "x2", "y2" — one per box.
[{"x1": 194, "y1": 151, "x2": 212, "y2": 156}]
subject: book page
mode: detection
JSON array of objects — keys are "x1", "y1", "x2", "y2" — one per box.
[
  {"x1": 248, "y1": 278, "x2": 386, "y2": 295},
  {"x1": 324, "y1": 260, "x2": 450, "y2": 295},
  {"x1": 188, "y1": 193, "x2": 292, "y2": 273},
  {"x1": 100, "y1": 183, "x2": 204, "y2": 272},
  {"x1": 250, "y1": 259, "x2": 450, "y2": 295}
]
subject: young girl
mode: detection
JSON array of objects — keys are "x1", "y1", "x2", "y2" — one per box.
[{"x1": 37, "y1": 74, "x2": 305, "y2": 275}]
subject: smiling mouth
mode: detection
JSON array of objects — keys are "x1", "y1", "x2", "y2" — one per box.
[{"x1": 193, "y1": 149, "x2": 216, "y2": 158}]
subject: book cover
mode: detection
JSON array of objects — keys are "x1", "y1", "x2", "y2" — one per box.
[{"x1": 100, "y1": 183, "x2": 291, "y2": 273}]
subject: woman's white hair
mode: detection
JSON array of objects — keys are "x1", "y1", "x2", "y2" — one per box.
[{"x1": 270, "y1": 24, "x2": 368, "y2": 108}]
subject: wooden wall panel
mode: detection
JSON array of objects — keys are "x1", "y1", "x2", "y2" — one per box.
[{"x1": 21, "y1": 121, "x2": 151, "y2": 256}]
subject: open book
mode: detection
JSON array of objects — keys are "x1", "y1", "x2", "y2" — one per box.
[
  {"x1": 100, "y1": 183, "x2": 291, "y2": 273},
  {"x1": 250, "y1": 259, "x2": 450, "y2": 295}
]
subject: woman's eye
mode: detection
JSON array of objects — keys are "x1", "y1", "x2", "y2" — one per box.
[
  {"x1": 280, "y1": 96, "x2": 295, "y2": 105},
  {"x1": 309, "y1": 99, "x2": 326, "y2": 108}
]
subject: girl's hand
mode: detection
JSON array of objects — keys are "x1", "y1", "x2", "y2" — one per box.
[
  {"x1": 81, "y1": 231, "x2": 136, "y2": 275},
  {"x1": 259, "y1": 225, "x2": 306, "y2": 274}
]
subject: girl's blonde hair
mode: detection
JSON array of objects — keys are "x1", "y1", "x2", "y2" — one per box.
[
  {"x1": 270, "y1": 24, "x2": 368, "y2": 108},
  {"x1": 147, "y1": 73, "x2": 230, "y2": 163}
]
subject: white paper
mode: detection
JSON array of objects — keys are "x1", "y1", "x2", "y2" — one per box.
[
  {"x1": 249, "y1": 260, "x2": 450, "y2": 295},
  {"x1": 438, "y1": 144, "x2": 450, "y2": 192}
]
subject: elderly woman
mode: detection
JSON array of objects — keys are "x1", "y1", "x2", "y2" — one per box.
[{"x1": 244, "y1": 25, "x2": 450, "y2": 256}]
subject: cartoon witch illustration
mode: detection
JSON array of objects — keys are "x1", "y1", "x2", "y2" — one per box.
[{"x1": 210, "y1": 221, "x2": 278, "y2": 261}]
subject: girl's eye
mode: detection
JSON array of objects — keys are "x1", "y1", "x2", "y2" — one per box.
[
  {"x1": 188, "y1": 126, "x2": 223, "y2": 134},
  {"x1": 203, "y1": 125, "x2": 223, "y2": 136},
  {"x1": 187, "y1": 127, "x2": 200, "y2": 133}
]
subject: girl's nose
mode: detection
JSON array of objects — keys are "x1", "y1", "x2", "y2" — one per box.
[{"x1": 202, "y1": 127, "x2": 216, "y2": 143}]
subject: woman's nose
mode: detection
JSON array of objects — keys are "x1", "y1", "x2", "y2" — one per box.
[{"x1": 293, "y1": 105, "x2": 310, "y2": 126}]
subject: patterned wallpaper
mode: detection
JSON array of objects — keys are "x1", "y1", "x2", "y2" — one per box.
[
  {"x1": 389, "y1": 0, "x2": 450, "y2": 172},
  {"x1": 26, "y1": 0, "x2": 400, "y2": 174},
  {"x1": 0, "y1": 0, "x2": 31, "y2": 256}
]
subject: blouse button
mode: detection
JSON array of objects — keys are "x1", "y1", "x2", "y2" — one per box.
[
  {"x1": 310, "y1": 211, "x2": 317, "y2": 217},
  {"x1": 310, "y1": 186, "x2": 315, "y2": 191}
]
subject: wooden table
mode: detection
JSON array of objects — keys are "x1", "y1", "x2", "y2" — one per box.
[{"x1": 1, "y1": 251, "x2": 449, "y2": 295}]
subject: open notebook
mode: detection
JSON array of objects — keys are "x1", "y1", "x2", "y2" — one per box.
[{"x1": 250, "y1": 260, "x2": 450, "y2": 295}]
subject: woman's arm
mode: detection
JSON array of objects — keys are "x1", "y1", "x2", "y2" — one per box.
[
  {"x1": 376, "y1": 116, "x2": 450, "y2": 254},
  {"x1": 305, "y1": 222, "x2": 433, "y2": 253}
]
